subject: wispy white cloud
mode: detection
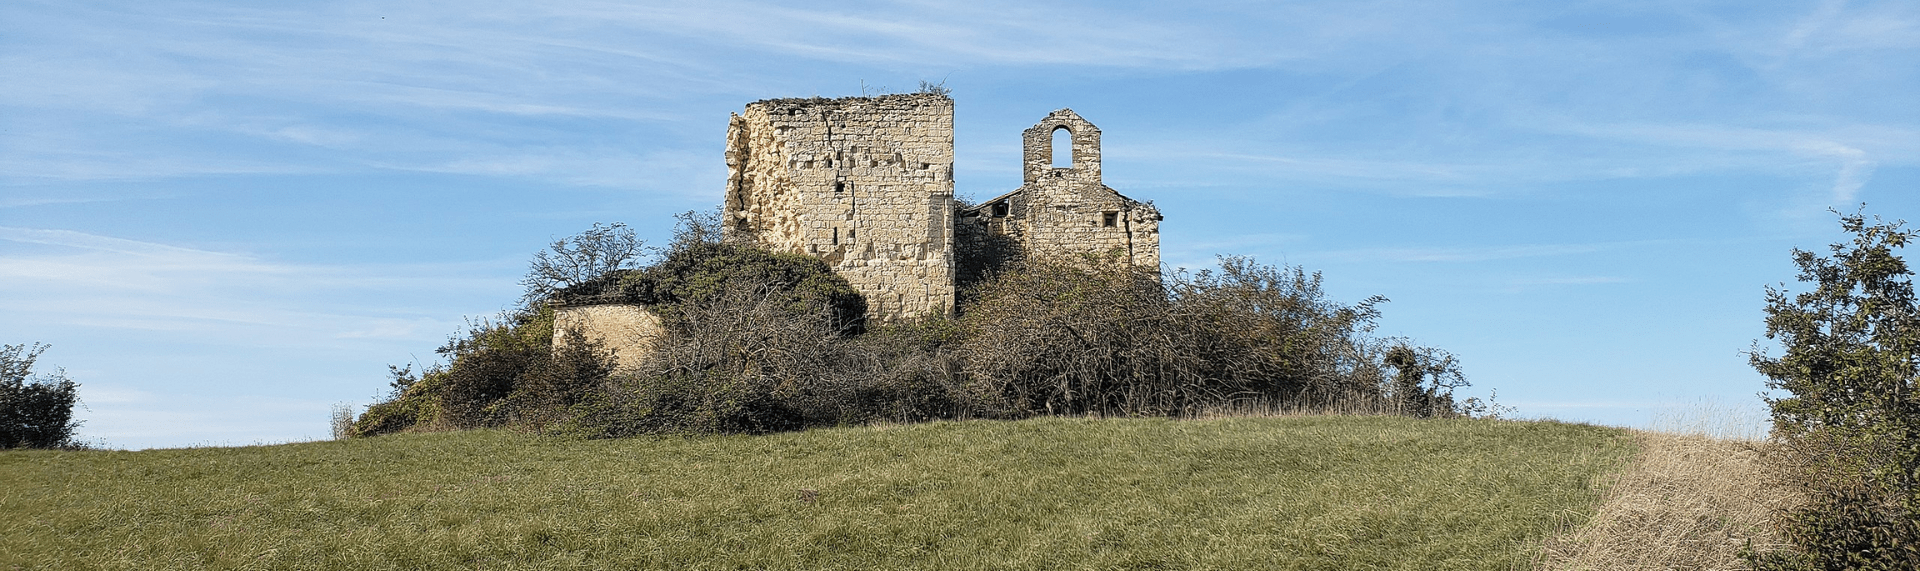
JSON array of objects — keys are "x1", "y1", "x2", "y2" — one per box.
[
  {"x1": 0, "y1": 227, "x2": 506, "y2": 341},
  {"x1": 335, "y1": 318, "x2": 443, "y2": 340},
  {"x1": 1795, "y1": 140, "x2": 1877, "y2": 202},
  {"x1": 6, "y1": 0, "x2": 1913, "y2": 197},
  {"x1": 1779, "y1": 0, "x2": 1920, "y2": 55},
  {"x1": 1311, "y1": 242, "x2": 1659, "y2": 264},
  {"x1": 0, "y1": 196, "x2": 127, "y2": 209},
  {"x1": 536, "y1": 0, "x2": 1294, "y2": 70},
  {"x1": 417, "y1": 148, "x2": 723, "y2": 192},
  {"x1": 1508, "y1": 276, "x2": 1631, "y2": 286},
  {"x1": 74, "y1": 390, "x2": 343, "y2": 450},
  {"x1": 1, "y1": 227, "x2": 238, "y2": 259}
]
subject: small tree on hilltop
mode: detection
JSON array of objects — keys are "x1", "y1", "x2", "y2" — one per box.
[
  {"x1": 1749, "y1": 209, "x2": 1920, "y2": 570},
  {"x1": 520, "y1": 222, "x2": 649, "y2": 306},
  {"x1": 1, "y1": 343, "x2": 82, "y2": 449},
  {"x1": 1385, "y1": 344, "x2": 1466, "y2": 418}
]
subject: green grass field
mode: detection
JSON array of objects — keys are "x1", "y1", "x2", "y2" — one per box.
[{"x1": 2, "y1": 416, "x2": 1634, "y2": 570}]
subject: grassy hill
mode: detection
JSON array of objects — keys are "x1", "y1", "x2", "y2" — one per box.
[{"x1": 2, "y1": 416, "x2": 1634, "y2": 570}]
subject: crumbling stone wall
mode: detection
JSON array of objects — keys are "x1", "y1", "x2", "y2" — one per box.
[
  {"x1": 957, "y1": 109, "x2": 1161, "y2": 289},
  {"x1": 724, "y1": 94, "x2": 957, "y2": 320},
  {"x1": 552, "y1": 304, "x2": 662, "y2": 373}
]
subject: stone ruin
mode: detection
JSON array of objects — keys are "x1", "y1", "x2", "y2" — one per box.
[
  {"x1": 955, "y1": 108, "x2": 1162, "y2": 293},
  {"x1": 555, "y1": 93, "x2": 1162, "y2": 369}
]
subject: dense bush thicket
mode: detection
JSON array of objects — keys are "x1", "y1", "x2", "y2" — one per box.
[
  {"x1": 1, "y1": 343, "x2": 82, "y2": 449},
  {"x1": 962, "y1": 255, "x2": 1387, "y2": 416},
  {"x1": 351, "y1": 306, "x2": 616, "y2": 437},
  {"x1": 1748, "y1": 211, "x2": 1920, "y2": 571},
  {"x1": 357, "y1": 213, "x2": 1485, "y2": 439}
]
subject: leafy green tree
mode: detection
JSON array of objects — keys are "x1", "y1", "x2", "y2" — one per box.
[
  {"x1": 1749, "y1": 210, "x2": 1920, "y2": 570},
  {"x1": 1, "y1": 343, "x2": 82, "y2": 449}
]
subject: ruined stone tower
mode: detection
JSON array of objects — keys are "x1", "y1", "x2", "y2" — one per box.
[{"x1": 722, "y1": 93, "x2": 957, "y2": 319}]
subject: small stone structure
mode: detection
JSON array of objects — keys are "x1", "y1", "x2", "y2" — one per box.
[
  {"x1": 554, "y1": 94, "x2": 1162, "y2": 369},
  {"x1": 955, "y1": 108, "x2": 1161, "y2": 291},
  {"x1": 551, "y1": 304, "x2": 662, "y2": 372}
]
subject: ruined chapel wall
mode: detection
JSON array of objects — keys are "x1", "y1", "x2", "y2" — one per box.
[
  {"x1": 724, "y1": 94, "x2": 957, "y2": 319},
  {"x1": 1008, "y1": 109, "x2": 1161, "y2": 270},
  {"x1": 1017, "y1": 183, "x2": 1161, "y2": 268}
]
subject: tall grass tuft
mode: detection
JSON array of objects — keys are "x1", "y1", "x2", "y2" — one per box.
[{"x1": 1645, "y1": 397, "x2": 1771, "y2": 442}]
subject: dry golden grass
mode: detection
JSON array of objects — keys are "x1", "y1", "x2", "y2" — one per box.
[{"x1": 1536, "y1": 430, "x2": 1798, "y2": 571}]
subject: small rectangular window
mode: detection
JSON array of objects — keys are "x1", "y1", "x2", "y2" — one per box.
[
  {"x1": 1102, "y1": 212, "x2": 1118, "y2": 227},
  {"x1": 991, "y1": 202, "x2": 1009, "y2": 217}
]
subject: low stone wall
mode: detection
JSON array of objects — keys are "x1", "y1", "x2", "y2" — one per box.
[{"x1": 553, "y1": 304, "x2": 662, "y2": 372}]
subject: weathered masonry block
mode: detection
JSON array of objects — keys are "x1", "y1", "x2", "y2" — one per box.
[
  {"x1": 723, "y1": 93, "x2": 957, "y2": 320},
  {"x1": 552, "y1": 304, "x2": 662, "y2": 373}
]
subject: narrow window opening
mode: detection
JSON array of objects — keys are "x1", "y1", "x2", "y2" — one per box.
[
  {"x1": 1102, "y1": 212, "x2": 1118, "y2": 227},
  {"x1": 1051, "y1": 126, "x2": 1072, "y2": 168},
  {"x1": 833, "y1": 181, "x2": 845, "y2": 193},
  {"x1": 991, "y1": 202, "x2": 1009, "y2": 217},
  {"x1": 848, "y1": 228, "x2": 856, "y2": 243},
  {"x1": 832, "y1": 227, "x2": 839, "y2": 245}
]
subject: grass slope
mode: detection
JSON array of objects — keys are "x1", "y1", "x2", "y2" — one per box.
[{"x1": 3, "y1": 416, "x2": 1634, "y2": 570}]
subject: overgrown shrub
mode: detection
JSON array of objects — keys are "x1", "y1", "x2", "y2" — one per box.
[
  {"x1": 560, "y1": 217, "x2": 887, "y2": 436},
  {"x1": 1385, "y1": 344, "x2": 1466, "y2": 418},
  {"x1": 1166, "y1": 256, "x2": 1398, "y2": 410},
  {"x1": 953, "y1": 253, "x2": 1461, "y2": 418},
  {"x1": 555, "y1": 215, "x2": 864, "y2": 335},
  {"x1": 352, "y1": 305, "x2": 616, "y2": 436},
  {"x1": 569, "y1": 283, "x2": 973, "y2": 437},
  {"x1": 1, "y1": 343, "x2": 82, "y2": 450},
  {"x1": 572, "y1": 280, "x2": 846, "y2": 436},
  {"x1": 955, "y1": 253, "x2": 1179, "y2": 416},
  {"x1": 1747, "y1": 210, "x2": 1920, "y2": 571}
]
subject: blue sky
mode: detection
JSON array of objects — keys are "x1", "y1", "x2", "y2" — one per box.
[{"x1": 3, "y1": 1, "x2": 1915, "y2": 449}]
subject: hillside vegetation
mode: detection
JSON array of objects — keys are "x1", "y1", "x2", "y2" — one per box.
[
  {"x1": 355, "y1": 214, "x2": 1489, "y2": 440},
  {"x1": 3, "y1": 416, "x2": 1632, "y2": 570}
]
